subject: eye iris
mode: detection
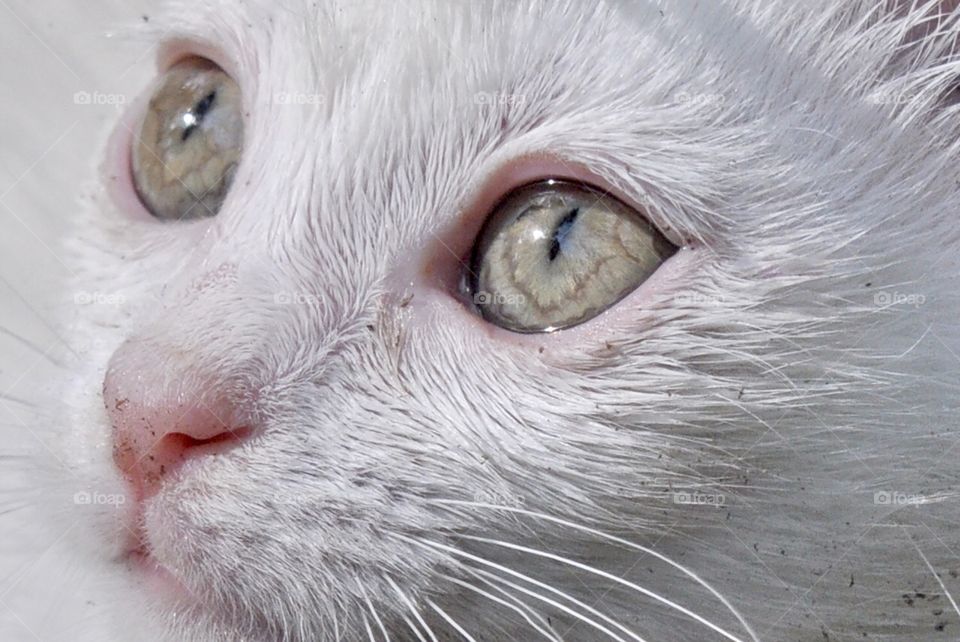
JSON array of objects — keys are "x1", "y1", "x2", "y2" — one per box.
[
  {"x1": 132, "y1": 58, "x2": 243, "y2": 220},
  {"x1": 471, "y1": 181, "x2": 676, "y2": 333}
]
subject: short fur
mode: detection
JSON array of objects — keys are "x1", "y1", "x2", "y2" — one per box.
[{"x1": 2, "y1": 0, "x2": 960, "y2": 640}]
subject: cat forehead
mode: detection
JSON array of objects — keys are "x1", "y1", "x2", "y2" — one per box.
[{"x1": 152, "y1": 0, "x2": 638, "y2": 91}]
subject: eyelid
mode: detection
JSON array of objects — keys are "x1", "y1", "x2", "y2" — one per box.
[{"x1": 156, "y1": 39, "x2": 243, "y2": 84}]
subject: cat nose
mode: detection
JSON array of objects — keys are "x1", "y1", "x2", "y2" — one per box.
[{"x1": 103, "y1": 340, "x2": 252, "y2": 500}]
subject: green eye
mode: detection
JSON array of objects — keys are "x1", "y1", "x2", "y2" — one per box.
[
  {"x1": 132, "y1": 58, "x2": 243, "y2": 221},
  {"x1": 469, "y1": 180, "x2": 676, "y2": 333}
]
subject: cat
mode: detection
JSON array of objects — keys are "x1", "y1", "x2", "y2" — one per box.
[{"x1": 2, "y1": 0, "x2": 960, "y2": 640}]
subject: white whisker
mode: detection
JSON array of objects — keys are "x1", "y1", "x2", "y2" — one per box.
[
  {"x1": 427, "y1": 599, "x2": 478, "y2": 642},
  {"x1": 399, "y1": 613, "x2": 429, "y2": 642},
  {"x1": 910, "y1": 537, "x2": 960, "y2": 620},
  {"x1": 439, "y1": 572, "x2": 563, "y2": 641},
  {"x1": 431, "y1": 499, "x2": 759, "y2": 642},
  {"x1": 463, "y1": 570, "x2": 565, "y2": 641},
  {"x1": 461, "y1": 533, "x2": 745, "y2": 642},
  {"x1": 386, "y1": 576, "x2": 435, "y2": 642},
  {"x1": 361, "y1": 613, "x2": 378, "y2": 642},
  {"x1": 355, "y1": 577, "x2": 391, "y2": 642},
  {"x1": 399, "y1": 534, "x2": 645, "y2": 642},
  {"x1": 465, "y1": 567, "x2": 637, "y2": 642}
]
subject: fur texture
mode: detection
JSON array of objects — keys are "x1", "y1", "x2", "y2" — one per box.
[{"x1": 2, "y1": 0, "x2": 960, "y2": 640}]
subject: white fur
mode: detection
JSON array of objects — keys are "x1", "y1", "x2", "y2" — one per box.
[{"x1": 2, "y1": 0, "x2": 960, "y2": 640}]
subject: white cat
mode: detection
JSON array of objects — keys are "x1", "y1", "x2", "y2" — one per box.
[{"x1": 2, "y1": 0, "x2": 959, "y2": 640}]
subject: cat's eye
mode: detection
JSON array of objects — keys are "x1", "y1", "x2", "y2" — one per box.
[
  {"x1": 468, "y1": 180, "x2": 676, "y2": 333},
  {"x1": 132, "y1": 58, "x2": 243, "y2": 220}
]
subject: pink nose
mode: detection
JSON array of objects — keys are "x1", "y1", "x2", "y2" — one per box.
[{"x1": 103, "y1": 341, "x2": 251, "y2": 500}]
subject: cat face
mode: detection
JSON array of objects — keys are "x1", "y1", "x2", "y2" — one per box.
[{"x1": 44, "y1": 0, "x2": 960, "y2": 640}]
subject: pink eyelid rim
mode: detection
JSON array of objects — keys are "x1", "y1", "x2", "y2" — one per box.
[
  {"x1": 101, "y1": 84, "x2": 153, "y2": 223},
  {"x1": 155, "y1": 39, "x2": 245, "y2": 84},
  {"x1": 415, "y1": 154, "x2": 701, "y2": 348}
]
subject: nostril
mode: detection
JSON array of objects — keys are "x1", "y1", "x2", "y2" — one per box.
[
  {"x1": 104, "y1": 341, "x2": 255, "y2": 501},
  {"x1": 151, "y1": 426, "x2": 252, "y2": 475},
  {"x1": 113, "y1": 423, "x2": 253, "y2": 501},
  {"x1": 167, "y1": 427, "x2": 253, "y2": 454},
  {"x1": 161, "y1": 426, "x2": 253, "y2": 471}
]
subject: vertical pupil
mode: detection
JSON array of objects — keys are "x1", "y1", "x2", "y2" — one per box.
[
  {"x1": 181, "y1": 90, "x2": 218, "y2": 142},
  {"x1": 548, "y1": 207, "x2": 580, "y2": 262}
]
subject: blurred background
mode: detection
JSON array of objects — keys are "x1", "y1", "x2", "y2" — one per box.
[
  {"x1": 0, "y1": 0, "x2": 152, "y2": 396},
  {"x1": 0, "y1": 3, "x2": 151, "y2": 637}
]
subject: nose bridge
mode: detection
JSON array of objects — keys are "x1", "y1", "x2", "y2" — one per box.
[
  {"x1": 145, "y1": 252, "x2": 261, "y2": 371},
  {"x1": 103, "y1": 249, "x2": 259, "y2": 498}
]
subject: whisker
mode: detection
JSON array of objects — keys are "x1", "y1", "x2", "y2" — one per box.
[
  {"x1": 0, "y1": 393, "x2": 37, "y2": 409},
  {"x1": 355, "y1": 577, "x2": 391, "y2": 642},
  {"x1": 386, "y1": 576, "x2": 438, "y2": 642},
  {"x1": 361, "y1": 613, "x2": 378, "y2": 642},
  {"x1": 430, "y1": 500, "x2": 759, "y2": 642},
  {"x1": 464, "y1": 570, "x2": 564, "y2": 641},
  {"x1": 461, "y1": 534, "x2": 745, "y2": 642},
  {"x1": 399, "y1": 613, "x2": 429, "y2": 642},
  {"x1": 465, "y1": 566, "x2": 637, "y2": 642},
  {"x1": 0, "y1": 274, "x2": 80, "y2": 361},
  {"x1": 910, "y1": 537, "x2": 960, "y2": 620},
  {"x1": 400, "y1": 534, "x2": 644, "y2": 642},
  {"x1": 0, "y1": 327, "x2": 66, "y2": 368},
  {"x1": 439, "y1": 572, "x2": 563, "y2": 641},
  {"x1": 0, "y1": 503, "x2": 30, "y2": 518},
  {"x1": 427, "y1": 599, "x2": 478, "y2": 642}
]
